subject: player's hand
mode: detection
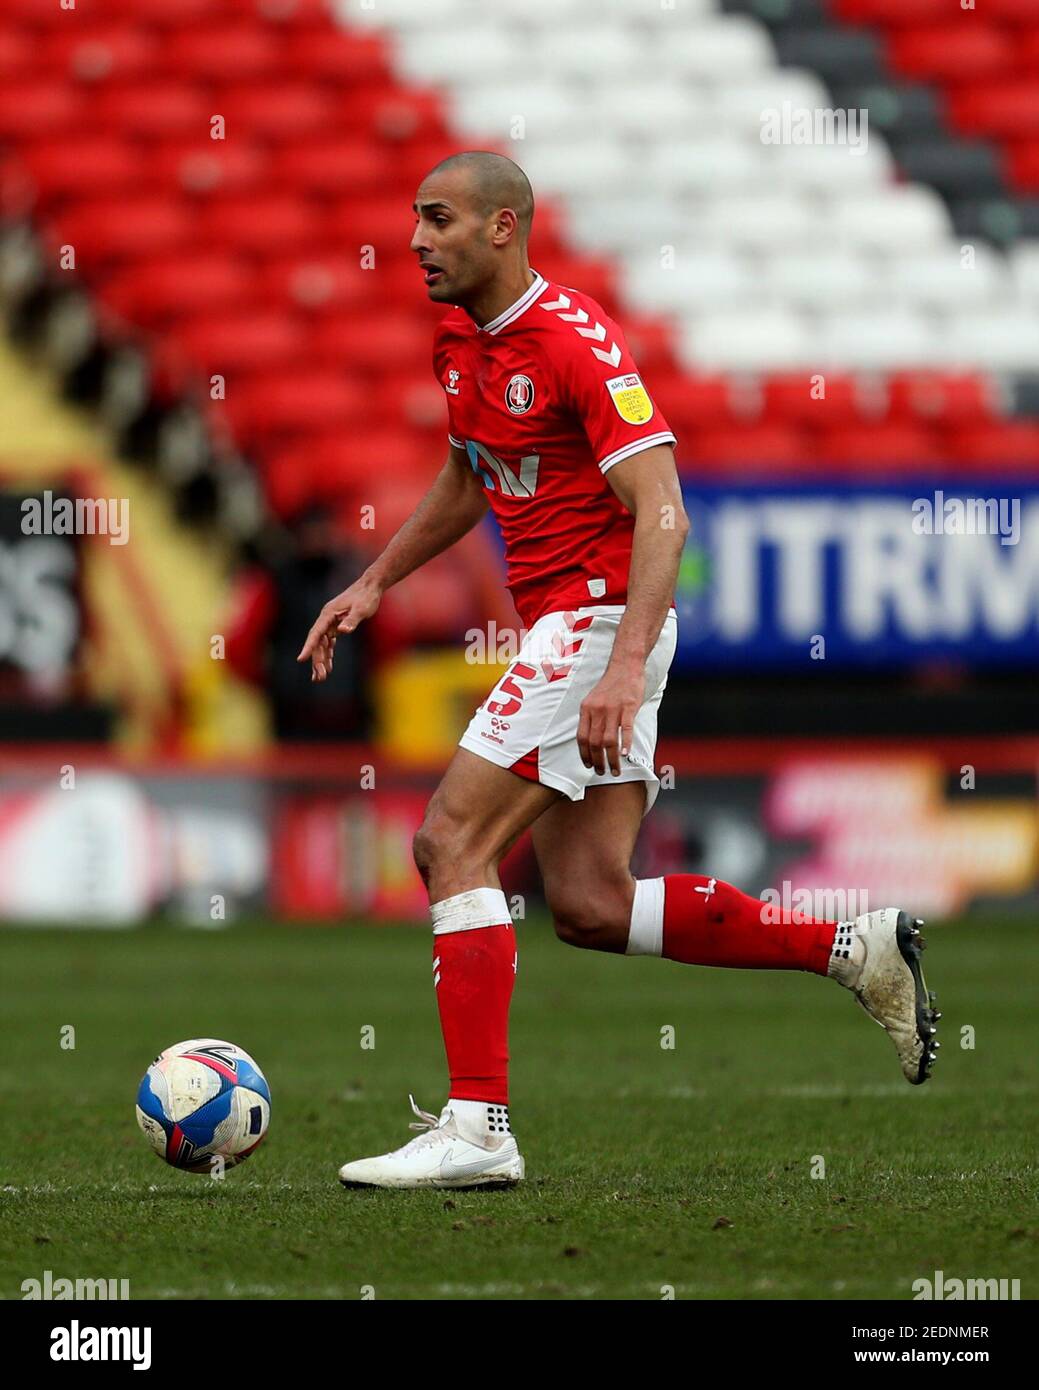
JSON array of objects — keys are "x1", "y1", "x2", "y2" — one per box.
[
  {"x1": 577, "y1": 665, "x2": 644, "y2": 777},
  {"x1": 297, "y1": 575, "x2": 382, "y2": 683}
]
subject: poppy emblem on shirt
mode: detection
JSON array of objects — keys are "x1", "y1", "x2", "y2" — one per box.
[{"x1": 505, "y1": 374, "x2": 535, "y2": 415}]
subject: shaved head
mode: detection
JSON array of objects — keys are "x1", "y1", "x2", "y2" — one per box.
[
  {"x1": 410, "y1": 150, "x2": 536, "y2": 320},
  {"x1": 424, "y1": 151, "x2": 534, "y2": 242}
]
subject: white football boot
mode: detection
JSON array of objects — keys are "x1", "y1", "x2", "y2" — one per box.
[
  {"x1": 829, "y1": 908, "x2": 940, "y2": 1085},
  {"x1": 338, "y1": 1095, "x2": 525, "y2": 1190}
]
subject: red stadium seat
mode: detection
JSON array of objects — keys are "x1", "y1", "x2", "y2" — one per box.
[
  {"x1": 308, "y1": 311, "x2": 433, "y2": 374},
  {"x1": 39, "y1": 22, "x2": 158, "y2": 83},
  {"x1": 816, "y1": 422, "x2": 943, "y2": 466},
  {"x1": 1006, "y1": 139, "x2": 1039, "y2": 195},
  {"x1": 835, "y1": 0, "x2": 950, "y2": 21},
  {"x1": 14, "y1": 136, "x2": 147, "y2": 207},
  {"x1": 340, "y1": 85, "x2": 451, "y2": 145},
  {"x1": 93, "y1": 81, "x2": 212, "y2": 139},
  {"x1": 219, "y1": 369, "x2": 357, "y2": 449},
  {"x1": 328, "y1": 195, "x2": 419, "y2": 263},
  {"x1": 650, "y1": 374, "x2": 743, "y2": 434},
  {"x1": 44, "y1": 197, "x2": 195, "y2": 274},
  {"x1": 683, "y1": 423, "x2": 813, "y2": 469},
  {"x1": 887, "y1": 26, "x2": 1015, "y2": 82},
  {"x1": 0, "y1": 27, "x2": 33, "y2": 80},
  {"x1": 762, "y1": 373, "x2": 876, "y2": 426},
  {"x1": 98, "y1": 255, "x2": 259, "y2": 330},
  {"x1": 149, "y1": 139, "x2": 270, "y2": 196},
  {"x1": 948, "y1": 82, "x2": 1039, "y2": 138},
  {"x1": 283, "y1": 26, "x2": 389, "y2": 82},
  {"x1": 952, "y1": 421, "x2": 1039, "y2": 465},
  {"x1": 886, "y1": 372, "x2": 1002, "y2": 425},
  {"x1": 165, "y1": 24, "x2": 283, "y2": 81},
  {"x1": 258, "y1": 254, "x2": 378, "y2": 314},
  {"x1": 216, "y1": 83, "x2": 338, "y2": 142},
  {"x1": 0, "y1": 81, "x2": 82, "y2": 139},
  {"x1": 272, "y1": 139, "x2": 390, "y2": 197},
  {"x1": 200, "y1": 194, "x2": 326, "y2": 255},
  {"x1": 156, "y1": 309, "x2": 307, "y2": 383},
  {"x1": 264, "y1": 428, "x2": 434, "y2": 517}
]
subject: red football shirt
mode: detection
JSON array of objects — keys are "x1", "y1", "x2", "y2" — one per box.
[{"x1": 432, "y1": 270, "x2": 677, "y2": 628}]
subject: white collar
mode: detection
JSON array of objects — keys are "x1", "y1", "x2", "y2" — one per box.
[{"x1": 478, "y1": 270, "x2": 547, "y2": 335}]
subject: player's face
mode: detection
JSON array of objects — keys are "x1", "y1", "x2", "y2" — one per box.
[{"x1": 411, "y1": 174, "x2": 497, "y2": 304}]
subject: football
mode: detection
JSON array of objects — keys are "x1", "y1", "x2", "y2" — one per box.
[{"x1": 135, "y1": 1039, "x2": 271, "y2": 1174}]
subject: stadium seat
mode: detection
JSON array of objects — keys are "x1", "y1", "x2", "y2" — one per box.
[
  {"x1": 92, "y1": 81, "x2": 212, "y2": 139},
  {"x1": 200, "y1": 194, "x2": 326, "y2": 256},
  {"x1": 149, "y1": 139, "x2": 270, "y2": 196},
  {"x1": 14, "y1": 136, "x2": 147, "y2": 207},
  {"x1": 216, "y1": 83, "x2": 339, "y2": 141},
  {"x1": 98, "y1": 255, "x2": 259, "y2": 330},
  {"x1": 954, "y1": 422, "x2": 1039, "y2": 465},
  {"x1": 44, "y1": 196, "x2": 196, "y2": 273},
  {"x1": 0, "y1": 82, "x2": 83, "y2": 140},
  {"x1": 948, "y1": 83, "x2": 1039, "y2": 139},
  {"x1": 887, "y1": 25, "x2": 1014, "y2": 82},
  {"x1": 164, "y1": 23, "x2": 283, "y2": 81},
  {"x1": 272, "y1": 139, "x2": 391, "y2": 196},
  {"x1": 40, "y1": 21, "x2": 158, "y2": 83},
  {"x1": 763, "y1": 373, "x2": 880, "y2": 427},
  {"x1": 682, "y1": 423, "x2": 814, "y2": 470},
  {"x1": 886, "y1": 372, "x2": 1003, "y2": 426},
  {"x1": 219, "y1": 369, "x2": 358, "y2": 450},
  {"x1": 816, "y1": 422, "x2": 944, "y2": 465}
]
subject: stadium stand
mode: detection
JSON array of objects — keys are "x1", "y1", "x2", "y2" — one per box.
[{"x1": 2, "y1": 0, "x2": 1038, "y2": 579}]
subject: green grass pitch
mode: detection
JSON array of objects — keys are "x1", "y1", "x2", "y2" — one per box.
[{"x1": 1, "y1": 916, "x2": 1036, "y2": 1300}]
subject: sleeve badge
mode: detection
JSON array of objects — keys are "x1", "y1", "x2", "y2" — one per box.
[{"x1": 605, "y1": 372, "x2": 654, "y2": 425}]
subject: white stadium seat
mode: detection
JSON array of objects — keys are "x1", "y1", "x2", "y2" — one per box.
[
  {"x1": 394, "y1": 28, "x2": 527, "y2": 86},
  {"x1": 936, "y1": 310, "x2": 1039, "y2": 371},
  {"x1": 449, "y1": 85, "x2": 592, "y2": 143},
  {"x1": 677, "y1": 308, "x2": 816, "y2": 372},
  {"x1": 626, "y1": 250, "x2": 765, "y2": 314},
  {"x1": 829, "y1": 187, "x2": 951, "y2": 251},
  {"x1": 650, "y1": 18, "x2": 774, "y2": 78},
  {"x1": 766, "y1": 139, "x2": 892, "y2": 192},
  {"x1": 341, "y1": 0, "x2": 1031, "y2": 376},
  {"x1": 1009, "y1": 242, "x2": 1039, "y2": 305},
  {"x1": 885, "y1": 247, "x2": 1010, "y2": 311},
  {"x1": 651, "y1": 136, "x2": 767, "y2": 195},
  {"x1": 819, "y1": 309, "x2": 943, "y2": 369},
  {"x1": 564, "y1": 196, "x2": 686, "y2": 256},
  {"x1": 712, "y1": 71, "x2": 831, "y2": 135},
  {"x1": 694, "y1": 192, "x2": 830, "y2": 251},
  {"x1": 763, "y1": 249, "x2": 881, "y2": 311}
]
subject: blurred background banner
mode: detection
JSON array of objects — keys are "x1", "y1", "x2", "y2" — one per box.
[
  {"x1": 0, "y1": 0, "x2": 1037, "y2": 926},
  {"x1": 674, "y1": 479, "x2": 1039, "y2": 667}
]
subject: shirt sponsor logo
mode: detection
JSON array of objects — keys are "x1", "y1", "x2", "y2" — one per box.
[
  {"x1": 605, "y1": 372, "x2": 654, "y2": 425},
  {"x1": 505, "y1": 374, "x2": 535, "y2": 415}
]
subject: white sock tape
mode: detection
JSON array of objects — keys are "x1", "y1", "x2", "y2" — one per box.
[
  {"x1": 430, "y1": 887, "x2": 512, "y2": 936},
  {"x1": 626, "y1": 877, "x2": 665, "y2": 956}
]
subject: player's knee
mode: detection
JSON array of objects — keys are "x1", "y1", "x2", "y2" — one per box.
[
  {"x1": 412, "y1": 807, "x2": 474, "y2": 885},
  {"x1": 549, "y1": 883, "x2": 629, "y2": 952}
]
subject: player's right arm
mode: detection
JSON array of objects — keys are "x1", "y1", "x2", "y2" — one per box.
[{"x1": 297, "y1": 443, "x2": 487, "y2": 682}]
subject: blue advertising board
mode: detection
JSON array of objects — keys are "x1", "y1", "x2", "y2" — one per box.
[{"x1": 674, "y1": 479, "x2": 1039, "y2": 670}]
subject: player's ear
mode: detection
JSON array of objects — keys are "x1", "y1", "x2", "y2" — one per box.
[{"x1": 492, "y1": 208, "x2": 518, "y2": 246}]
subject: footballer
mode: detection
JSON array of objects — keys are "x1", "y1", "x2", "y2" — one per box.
[{"x1": 298, "y1": 151, "x2": 940, "y2": 1190}]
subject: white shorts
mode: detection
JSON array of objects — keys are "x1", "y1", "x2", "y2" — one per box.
[{"x1": 459, "y1": 606, "x2": 678, "y2": 816}]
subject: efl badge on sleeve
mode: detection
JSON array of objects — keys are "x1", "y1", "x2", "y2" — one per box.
[{"x1": 605, "y1": 373, "x2": 654, "y2": 424}]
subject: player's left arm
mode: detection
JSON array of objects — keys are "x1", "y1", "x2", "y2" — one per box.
[{"x1": 577, "y1": 444, "x2": 689, "y2": 776}]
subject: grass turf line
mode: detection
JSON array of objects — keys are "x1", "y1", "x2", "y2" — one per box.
[{"x1": 0, "y1": 916, "x2": 1036, "y2": 1300}]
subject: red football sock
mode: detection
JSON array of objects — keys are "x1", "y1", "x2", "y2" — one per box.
[
  {"x1": 662, "y1": 875, "x2": 835, "y2": 974},
  {"x1": 433, "y1": 922, "x2": 516, "y2": 1104}
]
